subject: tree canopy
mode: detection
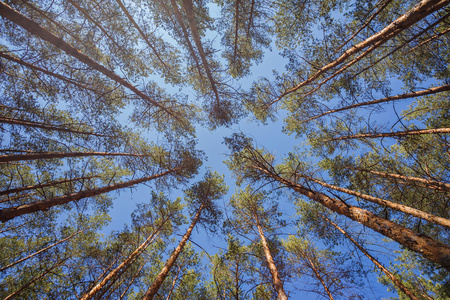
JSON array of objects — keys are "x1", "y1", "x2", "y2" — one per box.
[{"x1": 0, "y1": 0, "x2": 449, "y2": 299}]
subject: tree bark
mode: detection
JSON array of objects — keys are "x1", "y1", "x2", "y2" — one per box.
[
  {"x1": 0, "y1": 228, "x2": 85, "y2": 272},
  {"x1": 267, "y1": 0, "x2": 450, "y2": 107},
  {"x1": 255, "y1": 216, "x2": 288, "y2": 300},
  {"x1": 303, "y1": 84, "x2": 450, "y2": 123},
  {"x1": 251, "y1": 164, "x2": 450, "y2": 270},
  {"x1": 114, "y1": 0, "x2": 170, "y2": 72},
  {"x1": 142, "y1": 203, "x2": 205, "y2": 300},
  {"x1": 181, "y1": 0, "x2": 221, "y2": 105},
  {"x1": 297, "y1": 174, "x2": 450, "y2": 228},
  {"x1": 323, "y1": 216, "x2": 424, "y2": 300},
  {"x1": 0, "y1": 151, "x2": 155, "y2": 163},
  {"x1": 0, "y1": 115, "x2": 112, "y2": 137},
  {"x1": 0, "y1": 2, "x2": 178, "y2": 120},
  {"x1": 0, "y1": 168, "x2": 179, "y2": 222},
  {"x1": 0, "y1": 176, "x2": 99, "y2": 196},
  {"x1": 350, "y1": 167, "x2": 450, "y2": 192},
  {"x1": 81, "y1": 222, "x2": 166, "y2": 300},
  {"x1": 324, "y1": 127, "x2": 450, "y2": 142}
]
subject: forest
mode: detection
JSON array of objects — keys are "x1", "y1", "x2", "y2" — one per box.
[{"x1": 0, "y1": 0, "x2": 449, "y2": 299}]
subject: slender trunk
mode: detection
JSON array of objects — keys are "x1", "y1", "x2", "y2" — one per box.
[
  {"x1": 233, "y1": 0, "x2": 240, "y2": 61},
  {"x1": 3, "y1": 257, "x2": 68, "y2": 300},
  {"x1": 0, "y1": 176, "x2": 99, "y2": 196},
  {"x1": 255, "y1": 215, "x2": 288, "y2": 300},
  {"x1": 0, "y1": 51, "x2": 98, "y2": 93},
  {"x1": 303, "y1": 254, "x2": 334, "y2": 300},
  {"x1": 324, "y1": 127, "x2": 450, "y2": 142},
  {"x1": 0, "y1": 168, "x2": 179, "y2": 222},
  {"x1": 161, "y1": 0, "x2": 202, "y2": 78},
  {"x1": 0, "y1": 151, "x2": 154, "y2": 163},
  {"x1": 303, "y1": 84, "x2": 450, "y2": 123},
  {"x1": 0, "y1": 228, "x2": 85, "y2": 272},
  {"x1": 0, "y1": 2, "x2": 178, "y2": 120},
  {"x1": 350, "y1": 167, "x2": 450, "y2": 192},
  {"x1": 324, "y1": 216, "x2": 423, "y2": 300},
  {"x1": 331, "y1": 0, "x2": 393, "y2": 56},
  {"x1": 66, "y1": 0, "x2": 124, "y2": 51},
  {"x1": 81, "y1": 220, "x2": 168, "y2": 300},
  {"x1": 142, "y1": 203, "x2": 205, "y2": 300},
  {"x1": 165, "y1": 264, "x2": 182, "y2": 300},
  {"x1": 181, "y1": 0, "x2": 221, "y2": 105},
  {"x1": 118, "y1": 254, "x2": 152, "y2": 300},
  {"x1": 298, "y1": 174, "x2": 450, "y2": 228},
  {"x1": 252, "y1": 164, "x2": 450, "y2": 270},
  {"x1": 267, "y1": 0, "x2": 450, "y2": 107},
  {"x1": 246, "y1": 0, "x2": 255, "y2": 35},
  {"x1": 407, "y1": 26, "x2": 450, "y2": 53},
  {"x1": 0, "y1": 115, "x2": 112, "y2": 137},
  {"x1": 114, "y1": 0, "x2": 170, "y2": 72}
]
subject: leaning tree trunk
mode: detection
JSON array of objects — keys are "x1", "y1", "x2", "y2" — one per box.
[
  {"x1": 0, "y1": 2, "x2": 178, "y2": 120},
  {"x1": 142, "y1": 203, "x2": 205, "y2": 300},
  {"x1": 255, "y1": 215, "x2": 288, "y2": 300},
  {"x1": 0, "y1": 151, "x2": 155, "y2": 163},
  {"x1": 297, "y1": 173, "x2": 450, "y2": 228},
  {"x1": 0, "y1": 168, "x2": 179, "y2": 222},
  {"x1": 267, "y1": 0, "x2": 450, "y2": 107},
  {"x1": 323, "y1": 216, "x2": 425, "y2": 300},
  {"x1": 252, "y1": 164, "x2": 450, "y2": 270},
  {"x1": 350, "y1": 167, "x2": 450, "y2": 192},
  {"x1": 324, "y1": 127, "x2": 450, "y2": 142},
  {"x1": 80, "y1": 217, "x2": 170, "y2": 300}
]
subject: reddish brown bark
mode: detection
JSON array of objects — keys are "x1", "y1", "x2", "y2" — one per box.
[
  {"x1": 143, "y1": 203, "x2": 205, "y2": 299},
  {"x1": 114, "y1": 0, "x2": 170, "y2": 72},
  {"x1": 324, "y1": 216, "x2": 423, "y2": 300},
  {"x1": 303, "y1": 84, "x2": 450, "y2": 123},
  {"x1": 181, "y1": 0, "x2": 221, "y2": 105},
  {"x1": 0, "y1": 51, "x2": 98, "y2": 93},
  {"x1": 252, "y1": 164, "x2": 450, "y2": 270},
  {"x1": 255, "y1": 216, "x2": 288, "y2": 300},
  {"x1": 0, "y1": 115, "x2": 112, "y2": 137},
  {"x1": 80, "y1": 221, "x2": 166, "y2": 300},
  {"x1": 324, "y1": 127, "x2": 450, "y2": 142},
  {"x1": 267, "y1": 0, "x2": 450, "y2": 107},
  {"x1": 0, "y1": 2, "x2": 178, "y2": 120},
  {"x1": 299, "y1": 174, "x2": 450, "y2": 228},
  {"x1": 351, "y1": 167, "x2": 450, "y2": 191},
  {"x1": 0, "y1": 176, "x2": 99, "y2": 196},
  {"x1": 0, "y1": 229, "x2": 85, "y2": 272},
  {"x1": 0, "y1": 168, "x2": 179, "y2": 222},
  {"x1": 0, "y1": 151, "x2": 154, "y2": 163}
]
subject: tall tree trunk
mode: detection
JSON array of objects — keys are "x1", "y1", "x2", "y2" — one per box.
[
  {"x1": 0, "y1": 151, "x2": 155, "y2": 163},
  {"x1": 296, "y1": 173, "x2": 450, "y2": 228},
  {"x1": 324, "y1": 127, "x2": 450, "y2": 142},
  {"x1": 0, "y1": 2, "x2": 178, "y2": 121},
  {"x1": 267, "y1": 0, "x2": 450, "y2": 107},
  {"x1": 251, "y1": 164, "x2": 450, "y2": 270},
  {"x1": 303, "y1": 254, "x2": 334, "y2": 300},
  {"x1": 114, "y1": 0, "x2": 170, "y2": 72},
  {"x1": 0, "y1": 228, "x2": 85, "y2": 272},
  {"x1": 350, "y1": 167, "x2": 450, "y2": 191},
  {"x1": 303, "y1": 84, "x2": 450, "y2": 123},
  {"x1": 255, "y1": 215, "x2": 288, "y2": 300},
  {"x1": 0, "y1": 176, "x2": 99, "y2": 196},
  {"x1": 0, "y1": 115, "x2": 112, "y2": 137},
  {"x1": 323, "y1": 216, "x2": 425, "y2": 300},
  {"x1": 181, "y1": 0, "x2": 221, "y2": 105},
  {"x1": 0, "y1": 168, "x2": 179, "y2": 222},
  {"x1": 3, "y1": 257, "x2": 68, "y2": 300},
  {"x1": 0, "y1": 51, "x2": 98, "y2": 93},
  {"x1": 142, "y1": 203, "x2": 205, "y2": 300},
  {"x1": 81, "y1": 218, "x2": 169, "y2": 300}
]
